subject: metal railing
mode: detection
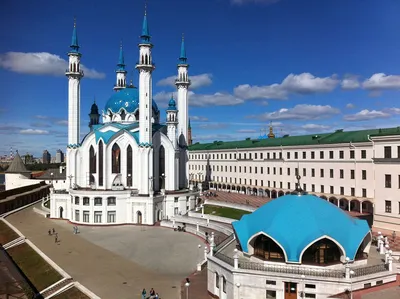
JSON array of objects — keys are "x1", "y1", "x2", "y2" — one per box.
[
  {"x1": 214, "y1": 234, "x2": 235, "y2": 253},
  {"x1": 350, "y1": 263, "x2": 388, "y2": 277},
  {"x1": 214, "y1": 252, "x2": 234, "y2": 266},
  {"x1": 238, "y1": 260, "x2": 344, "y2": 278}
]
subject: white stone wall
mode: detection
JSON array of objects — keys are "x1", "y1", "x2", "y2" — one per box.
[{"x1": 5, "y1": 174, "x2": 38, "y2": 190}]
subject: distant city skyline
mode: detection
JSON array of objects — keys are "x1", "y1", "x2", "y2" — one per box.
[{"x1": 1, "y1": 0, "x2": 400, "y2": 156}]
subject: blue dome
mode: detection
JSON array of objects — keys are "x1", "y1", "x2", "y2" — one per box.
[
  {"x1": 232, "y1": 194, "x2": 370, "y2": 262},
  {"x1": 168, "y1": 97, "x2": 177, "y2": 110},
  {"x1": 104, "y1": 86, "x2": 159, "y2": 114}
]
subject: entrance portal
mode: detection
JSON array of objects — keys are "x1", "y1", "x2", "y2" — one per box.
[
  {"x1": 136, "y1": 211, "x2": 142, "y2": 224},
  {"x1": 157, "y1": 210, "x2": 162, "y2": 221},
  {"x1": 284, "y1": 282, "x2": 297, "y2": 299},
  {"x1": 59, "y1": 206, "x2": 64, "y2": 218}
]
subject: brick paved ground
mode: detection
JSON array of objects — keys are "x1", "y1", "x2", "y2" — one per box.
[{"x1": 371, "y1": 227, "x2": 400, "y2": 251}]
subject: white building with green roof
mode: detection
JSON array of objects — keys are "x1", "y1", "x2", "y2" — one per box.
[{"x1": 188, "y1": 126, "x2": 400, "y2": 231}]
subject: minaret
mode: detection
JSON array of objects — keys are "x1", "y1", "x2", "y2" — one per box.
[
  {"x1": 175, "y1": 34, "x2": 191, "y2": 145},
  {"x1": 166, "y1": 95, "x2": 178, "y2": 148},
  {"x1": 114, "y1": 41, "x2": 127, "y2": 92},
  {"x1": 65, "y1": 18, "x2": 84, "y2": 188},
  {"x1": 187, "y1": 118, "x2": 193, "y2": 145},
  {"x1": 135, "y1": 7, "x2": 155, "y2": 145},
  {"x1": 89, "y1": 99, "x2": 100, "y2": 131}
]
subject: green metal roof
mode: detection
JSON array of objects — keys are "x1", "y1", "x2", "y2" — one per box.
[{"x1": 188, "y1": 127, "x2": 400, "y2": 151}]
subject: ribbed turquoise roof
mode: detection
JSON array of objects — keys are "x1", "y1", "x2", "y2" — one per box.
[
  {"x1": 232, "y1": 194, "x2": 370, "y2": 262},
  {"x1": 168, "y1": 97, "x2": 177, "y2": 111},
  {"x1": 104, "y1": 86, "x2": 159, "y2": 114}
]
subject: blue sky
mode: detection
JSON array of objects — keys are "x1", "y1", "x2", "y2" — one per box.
[{"x1": 1, "y1": 0, "x2": 400, "y2": 158}]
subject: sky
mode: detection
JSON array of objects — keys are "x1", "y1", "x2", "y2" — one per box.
[{"x1": 1, "y1": 0, "x2": 400, "y2": 158}]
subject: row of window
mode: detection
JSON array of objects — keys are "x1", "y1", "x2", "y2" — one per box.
[
  {"x1": 213, "y1": 179, "x2": 368, "y2": 197},
  {"x1": 74, "y1": 196, "x2": 116, "y2": 206},
  {"x1": 191, "y1": 149, "x2": 370, "y2": 161},
  {"x1": 192, "y1": 165, "x2": 370, "y2": 181},
  {"x1": 384, "y1": 201, "x2": 400, "y2": 214},
  {"x1": 75, "y1": 210, "x2": 116, "y2": 223}
]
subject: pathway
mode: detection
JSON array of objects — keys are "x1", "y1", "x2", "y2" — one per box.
[{"x1": 5, "y1": 205, "x2": 203, "y2": 299}]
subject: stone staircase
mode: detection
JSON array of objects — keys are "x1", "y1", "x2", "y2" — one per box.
[{"x1": 41, "y1": 277, "x2": 74, "y2": 298}]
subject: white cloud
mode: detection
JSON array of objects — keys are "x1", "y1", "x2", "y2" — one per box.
[
  {"x1": 234, "y1": 73, "x2": 339, "y2": 100},
  {"x1": 0, "y1": 52, "x2": 105, "y2": 79},
  {"x1": 362, "y1": 73, "x2": 400, "y2": 90},
  {"x1": 154, "y1": 90, "x2": 244, "y2": 107},
  {"x1": 198, "y1": 123, "x2": 228, "y2": 130},
  {"x1": 341, "y1": 76, "x2": 360, "y2": 90},
  {"x1": 157, "y1": 73, "x2": 212, "y2": 89},
  {"x1": 247, "y1": 104, "x2": 340, "y2": 121},
  {"x1": 191, "y1": 116, "x2": 209, "y2": 121},
  {"x1": 237, "y1": 129, "x2": 257, "y2": 133},
  {"x1": 343, "y1": 109, "x2": 391, "y2": 121},
  {"x1": 387, "y1": 107, "x2": 400, "y2": 114},
  {"x1": 55, "y1": 120, "x2": 68, "y2": 126},
  {"x1": 19, "y1": 129, "x2": 49, "y2": 135},
  {"x1": 346, "y1": 103, "x2": 355, "y2": 109},
  {"x1": 300, "y1": 124, "x2": 331, "y2": 131},
  {"x1": 231, "y1": 0, "x2": 281, "y2": 5}
]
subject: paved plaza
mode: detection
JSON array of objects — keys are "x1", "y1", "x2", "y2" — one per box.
[{"x1": 6, "y1": 204, "x2": 206, "y2": 299}]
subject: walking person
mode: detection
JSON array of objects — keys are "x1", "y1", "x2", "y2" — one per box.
[
  {"x1": 54, "y1": 233, "x2": 58, "y2": 243},
  {"x1": 141, "y1": 288, "x2": 146, "y2": 299},
  {"x1": 52, "y1": 228, "x2": 55, "y2": 234},
  {"x1": 48, "y1": 229, "x2": 52, "y2": 236}
]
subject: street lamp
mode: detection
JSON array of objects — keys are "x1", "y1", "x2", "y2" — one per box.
[
  {"x1": 236, "y1": 283, "x2": 241, "y2": 299},
  {"x1": 197, "y1": 244, "x2": 202, "y2": 264},
  {"x1": 301, "y1": 274, "x2": 305, "y2": 298},
  {"x1": 349, "y1": 270, "x2": 355, "y2": 299},
  {"x1": 50, "y1": 172, "x2": 54, "y2": 186},
  {"x1": 185, "y1": 278, "x2": 190, "y2": 299},
  {"x1": 127, "y1": 173, "x2": 131, "y2": 188}
]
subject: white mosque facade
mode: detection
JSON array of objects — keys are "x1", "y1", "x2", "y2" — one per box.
[{"x1": 50, "y1": 14, "x2": 198, "y2": 225}]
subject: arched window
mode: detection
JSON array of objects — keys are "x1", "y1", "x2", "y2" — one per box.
[
  {"x1": 215, "y1": 273, "x2": 219, "y2": 289},
  {"x1": 253, "y1": 235, "x2": 285, "y2": 262},
  {"x1": 159, "y1": 146, "x2": 165, "y2": 189},
  {"x1": 355, "y1": 234, "x2": 371, "y2": 260},
  {"x1": 98, "y1": 141, "x2": 104, "y2": 186},
  {"x1": 145, "y1": 54, "x2": 148, "y2": 65},
  {"x1": 141, "y1": 55, "x2": 144, "y2": 65},
  {"x1": 112, "y1": 143, "x2": 121, "y2": 173},
  {"x1": 127, "y1": 145, "x2": 132, "y2": 187},
  {"x1": 302, "y1": 238, "x2": 342, "y2": 265},
  {"x1": 89, "y1": 145, "x2": 96, "y2": 184}
]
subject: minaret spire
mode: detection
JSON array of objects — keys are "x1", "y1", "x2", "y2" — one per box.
[
  {"x1": 141, "y1": 2, "x2": 151, "y2": 44},
  {"x1": 70, "y1": 17, "x2": 79, "y2": 53},
  {"x1": 179, "y1": 33, "x2": 187, "y2": 64},
  {"x1": 114, "y1": 40, "x2": 127, "y2": 92}
]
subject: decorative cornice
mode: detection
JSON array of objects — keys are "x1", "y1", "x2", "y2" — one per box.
[
  {"x1": 139, "y1": 142, "x2": 153, "y2": 148},
  {"x1": 67, "y1": 143, "x2": 81, "y2": 149}
]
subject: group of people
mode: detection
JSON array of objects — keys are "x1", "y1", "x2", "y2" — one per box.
[
  {"x1": 142, "y1": 288, "x2": 159, "y2": 299},
  {"x1": 48, "y1": 228, "x2": 58, "y2": 243},
  {"x1": 204, "y1": 191, "x2": 217, "y2": 197}
]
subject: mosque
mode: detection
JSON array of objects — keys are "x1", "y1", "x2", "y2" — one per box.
[{"x1": 49, "y1": 10, "x2": 198, "y2": 225}]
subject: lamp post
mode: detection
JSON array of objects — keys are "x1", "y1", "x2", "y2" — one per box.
[
  {"x1": 185, "y1": 278, "x2": 190, "y2": 299},
  {"x1": 67, "y1": 174, "x2": 73, "y2": 189},
  {"x1": 127, "y1": 173, "x2": 131, "y2": 188},
  {"x1": 197, "y1": 244, "x2": 202, "y2": 264},
  {"x1": 50, "y1": 172, "x2": 54, "y2": 187},
  {"x1": 236, "y1": 282, "x2": 241, "y2": 299},
  {"x1": 349, "y1": 270, "x2": 355, "y2": 299}
]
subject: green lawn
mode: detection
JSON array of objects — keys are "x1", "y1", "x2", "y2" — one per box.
[
  {"x1": 53, "y1": 287, "x2": 90, "y2": 299},
  {"x1": 7, "y1": 243, "x2": 63, "y2": 291},
  {"x1": 200, "y1": 205, "x2": 251, "y2": 220},
  {"x1": 0, "y1": 220, "x2": 19, "y2": 245}
]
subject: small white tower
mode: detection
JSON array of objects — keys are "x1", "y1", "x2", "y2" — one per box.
[
  {"x1": 113, "y1": 41, "x2": 127, "y2": 92},
  {"x1": 65, "y1": 18, "x2": 84, "y2": 187},
  {"x1": 166, "y1": 95, "x2": 178, "y2": 148},
  {"x1": 135, "y1": 9, "x2": 155, "y2": 146},
  {"x1": 175, "y1": 34, "x2": 191, "y2": 146}
]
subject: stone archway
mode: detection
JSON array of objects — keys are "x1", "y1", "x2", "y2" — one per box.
[
  {"x1": 157, "y1": 210, "x2": 162, "y2": 221},
  {"x1": 137, "y1": 211, "x2": 142, "y2": 224},
  {"x1": 59, "y1": 206, "x2": 64, "y2": 219}
]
